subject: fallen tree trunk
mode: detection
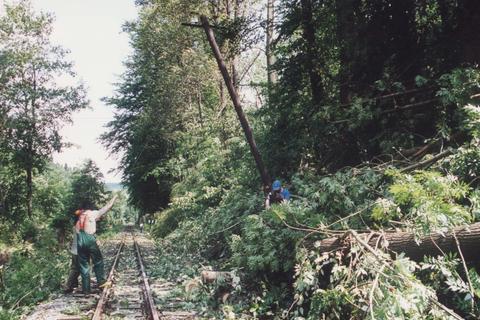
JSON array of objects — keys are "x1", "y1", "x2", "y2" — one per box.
[{"x1": 316, "y1": 222, "x2": 480, "y2": 262}]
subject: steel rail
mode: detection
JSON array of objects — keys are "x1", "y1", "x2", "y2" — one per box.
[
  {"x1": 134, "y1": 235, "x2": 161, "y2": 320},
  {"x1": 92, "y1": 236, "x2": 125, "y2": 320}
]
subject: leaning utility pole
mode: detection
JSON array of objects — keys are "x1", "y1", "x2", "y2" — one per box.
[{"x1": 200, "y1": 15, "x2": 271, "y2": 193}]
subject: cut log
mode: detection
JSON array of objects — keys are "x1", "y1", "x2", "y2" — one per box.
[
  {"x1": 0, "y1": 250, "x2": 10, "y2": 266},
  {"x1": 200, "y1": 270, "x2": 233, "y2": 284},
  {"x1": 315, "y1": 222, "x2": 480, "y2": 262}
]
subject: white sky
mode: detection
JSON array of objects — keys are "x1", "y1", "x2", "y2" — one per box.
[{"x1": 29, "y1": 0, "x2": 138, "y2": 182}]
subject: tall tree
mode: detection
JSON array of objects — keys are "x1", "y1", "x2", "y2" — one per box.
[
  {"x1": 68, "y1": 160, "x2": 107, "y2": 212},
  {"x1": 0, "y1": 0, "x2": 88, "y2": 217},
  {"x1": 103, "y1": 0, "x2": 219, "y2": 214},
  {"x1": 266, "y1": 0, "x2": 277, "y2": 96},
  {"x1": 300, "y1": 0, "x2": 323, "y2": 107},
  {"x1": 103, "y1": 0, "x2": 263, "y2": 214}
]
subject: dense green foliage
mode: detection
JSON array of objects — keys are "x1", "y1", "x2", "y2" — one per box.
[
  {"x1": 102, "y1": 0, "x2": 480, "y2": 318},
  {"x1": 0, "y1": 228, "x2": 69, "y2": 319},
  {"x1": 1, "y1": 0, "x2": 480, "y2": 318}
]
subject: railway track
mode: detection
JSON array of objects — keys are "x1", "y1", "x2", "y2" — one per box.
[
  {"x1": 25, "y1": 230, "x2": 193, "y2": 320},
  {"x1": 92, "y1": 232, "x2": 160, "y2": 320}
]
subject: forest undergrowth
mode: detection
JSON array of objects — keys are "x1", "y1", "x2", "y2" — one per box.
[{"x1": 145, "y1": 68, "x2": 480, "y2": 319}]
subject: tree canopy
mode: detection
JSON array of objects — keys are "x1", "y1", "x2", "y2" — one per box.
[{"x1": 0, "y1": 0, "x2": 88, "y2": 218}]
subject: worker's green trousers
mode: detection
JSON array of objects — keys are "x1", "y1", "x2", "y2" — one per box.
[{"x1": 77, "y1": 231, "x2": 106, "y2": 293}]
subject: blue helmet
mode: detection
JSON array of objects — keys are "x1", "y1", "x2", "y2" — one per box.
[{"x1": 272, "y1": 180, "x2": 281, "y2": 191}]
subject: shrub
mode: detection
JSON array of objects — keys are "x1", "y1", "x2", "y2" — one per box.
[
  {"x1": 0, "y1": 232, "x2": 68, "y2": 317},
  {"x1": 151, "y1": 209, "x2": 180, "y2": 238},
  {"x1": 230, "y1": 211, "x2": 300, "y2": 275}
]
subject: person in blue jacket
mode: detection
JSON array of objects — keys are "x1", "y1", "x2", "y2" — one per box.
[{"x1": 266, "y1": 180, "x2": 290, "y2": 208}]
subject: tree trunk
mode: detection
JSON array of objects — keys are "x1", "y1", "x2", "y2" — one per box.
[
  {"x1": 26, "y1": 167, "x2": 33, "y2": 217},
  {"x1": 389, "y1": 0, "x2": 417, "y2": 83},
  {"x1": 197, "y1": 91, "x2": 204, "y2": 127},
  {"x1": 224, "y1": 0, "x2": 239, "y2": 89},
  {"x1": 266, "y1": 0, "x2": 277, "y2": 96},
  {"x1": 57, "y1": 228, "x2": 66, "y2": 247},
  {"x1": 26, "y1": 66, "x2": 37, "y2": 218},
  {"x1": 300, "y1": 0, "x2": 323, "y2": 106},
  {"x1": 315, "y1": 222, "x2": 480, "y2": 262},
  {"x1": 456, "y1": 0, "x2": 480, "y2": 64},
  {"x1": 336, "y1": 0, "x2": 356, "y2": 104},
  {"x1": 200, "y1": 15, "x2": 271, "y2": 193}
]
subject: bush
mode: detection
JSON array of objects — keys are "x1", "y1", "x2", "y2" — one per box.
[
  {"x1": 0, "y1": 235, "x2": 68, "y2": 317},
  {"x1": 19, "y1": 222, "x2": 39, "y2": 243},
  {"x1": 230, "y1": 211, "x2": 300, "y2": 275},
  {"x1": 444, "y1": 143, "x2": 480, "y2": 187},
  {"x1": 151, "y1": 209, "x2": 180, "y2": 238},
  {"x1": 371, "y1": 170, "x2": 471, "y2": 234}
]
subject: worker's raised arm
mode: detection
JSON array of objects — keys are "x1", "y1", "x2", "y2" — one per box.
[{"x1": 96, "y1": 195, "x2": 118, "y2": 220}]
